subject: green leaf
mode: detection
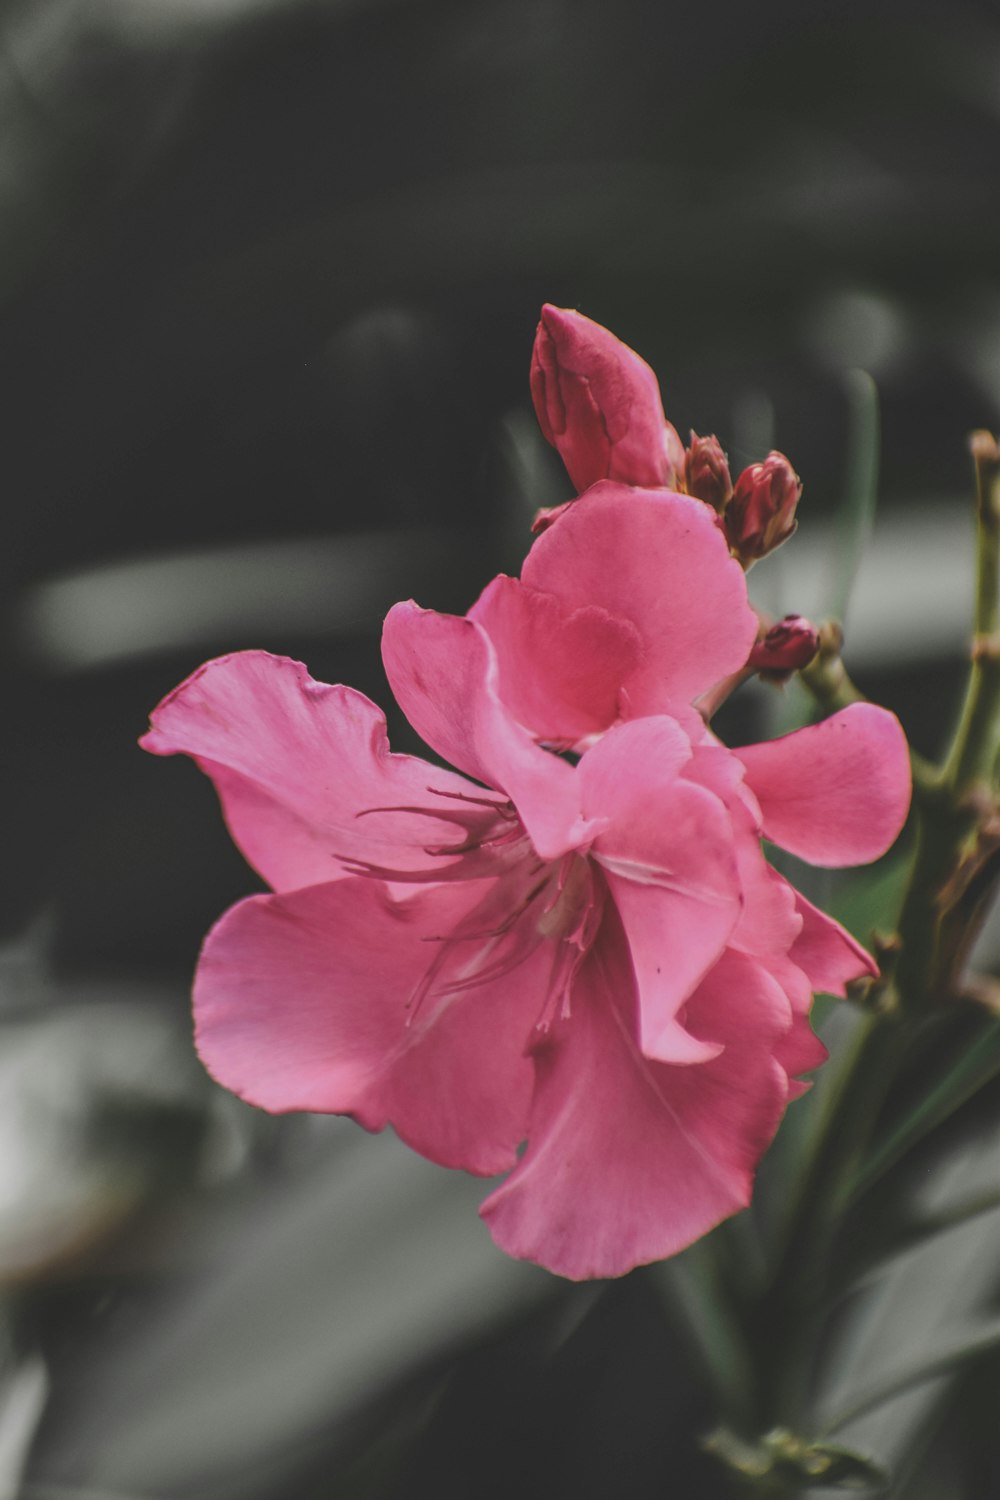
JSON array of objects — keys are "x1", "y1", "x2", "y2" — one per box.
[
  {"x1": 848, "y1": 1017, "x2": 1000, "y2": 1200},
  {"x1": 653, "y1": 1239, "x2": 756, "y2": 1427},
  {"x1": 821, "y1": 1325, "x2": 1000, "y2": 1438},
  {"x1": 855, "y1": 1186, "x2": 1000, "y2": 1274}
]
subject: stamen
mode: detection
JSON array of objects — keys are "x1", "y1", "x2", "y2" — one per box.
[{"x1": 425, "y1": 786, "x2": 515, "y2": 812}]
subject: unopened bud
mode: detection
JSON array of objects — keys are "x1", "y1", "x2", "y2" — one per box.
[
  {"x1": 685, "y1": 431, "x2": 732, "y2": 511},
  {"x1": 725, "y1": 451, "x2": 801, "y2": 564},
  {"x1": 749, "y1": 615, "x2": 820, "y2": 676},
  {"x1": 530, "y1": 304, "x2": 684, "y2": 493}
]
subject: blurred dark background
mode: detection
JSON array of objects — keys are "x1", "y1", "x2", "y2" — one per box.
[{"x1": 1, "y1": 0, "x2": 999, "y2": 1495}]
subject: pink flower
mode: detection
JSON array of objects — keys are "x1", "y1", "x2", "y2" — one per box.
[
  {"x1": 142, "y1": 490, "x2": 910, "y2": 1280},
  {"x1": 531, "y1": 304, "x2": 687, "y2": 493}
]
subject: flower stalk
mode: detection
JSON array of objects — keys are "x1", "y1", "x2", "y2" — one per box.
[
  {"x1": 729, "y1": 432, "x2": 1000, "y2": 1461},
  {"x1": 889, "y1": 432, "x2": 1000, "y2": 1014}
]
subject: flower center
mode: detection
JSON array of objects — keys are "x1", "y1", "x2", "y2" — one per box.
[{"x1": 537, "y1": 853, "x2": 596, "y2": 943}]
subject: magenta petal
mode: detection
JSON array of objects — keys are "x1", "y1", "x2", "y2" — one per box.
[
  {"x1": 521, "y1": 484, "x2": 758, "y2": 711},
  {"x1": 530, "y1": 304, "x2": 682, "y2": 492},
  {"x1": 382, "y1": 602, "x2": 599, "y2": 860},
  {"x1": 791, "y1": 891, "x2": 878, "y2": 993},
  {"x1": 194, "y1": 877, "x2": 547, "y2": 1175},
  {"x1": 579, "y1": 720, "x2": 742, "y2": 1062},
  {"x1": 734, "y1": 703, "x2": 912, "y2": 867},
  {"x1": 481, "y1": 929, "x2": 788, "y2": 1280},
  {"x1": 467, "y1": 575, "x2": 642, "y2": 744},
  {"x1": 141, "y1": 651, "x2": 504, "y2": 892}
]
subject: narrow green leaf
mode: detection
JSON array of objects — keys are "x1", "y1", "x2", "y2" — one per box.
[
  {"x1": 848, "y1": 1019, "x2": 1000, "y2": 1200},
  {"x1": 654, "y1": 1240, "x2": 756, "y2": 1427},
  {"x1": 821, "y1": 1324, "x2": 1000, "y2": 1437},
  {"x1": 856, "y1": 1187, "x2": 1000, "y2": 1275}
]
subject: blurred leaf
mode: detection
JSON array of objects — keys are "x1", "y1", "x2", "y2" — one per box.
[
  {"x1": 26, "y1": 1124, "x2": 554, "y2": 1498},
  {"x1": 850, "y1": 1189, "x2": 1000, "y2": 1282},
  {"x1": 826, "y1": 848, "x2": 913, "y2": 949},
  {"x1": 0, "y1": 995, "x2": 210, "y2": 1284},
  {"x1": 824, "y1": 369, "x2": 880, "y2": 629},
  {"x1": 848, "y1": 1017, "x2": 1000, "y2": 1200},
  {"x1": 653, "y1": 1239, "x2": 756, "y2": 1428},
  {"x1": 810, "y1": 1098, "x2": 1000, "y2": 1484},
  {"x1": 822, "y1": 1325, "x2": 1000, "y2": 1440},
  {"x1": 0, "y1": 1350, "x2": 49, "y2": 1500}
]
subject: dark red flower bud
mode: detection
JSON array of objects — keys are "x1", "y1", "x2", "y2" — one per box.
[
  {"x1": 749, "y1": 615, "x2": 820, "y2": 675},
  {"x1": 685, "y1": 431, "x2": 732, "y2": 511},
  {"x1": 725, "y1": 451, "x2": 802, "y2": 565}
]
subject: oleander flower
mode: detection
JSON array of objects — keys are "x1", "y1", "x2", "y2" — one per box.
[{"x1": 142, "y1": 489, "x2": 910, "y2": 1280}]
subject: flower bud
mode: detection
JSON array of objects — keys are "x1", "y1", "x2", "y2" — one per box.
[
  {"x1": 530, "y1": 304, "x2": 684, "y2": 493},
  {"x1": 749, "y1": 615, "x2": 820, "y2": 676},
  {"x1": 724, "y1": 451, "x2": 802, "y2": 564},
  {"x1": 685, "y1": 431, "x2": 732, "y2": 511}
]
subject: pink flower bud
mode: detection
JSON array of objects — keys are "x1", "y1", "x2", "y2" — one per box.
[
  {"x1": 749, "y1": 615, "x2": 820, "y2": 675},
  {"x1": 725, "y1": 452, "x2": 802, "y2": 564},
  {"x1": 530, "y1": 304, "x2": 684, "y2": 493},
  {"x1": 685, "y1": 431, "x2": 732, "y2": 511}
]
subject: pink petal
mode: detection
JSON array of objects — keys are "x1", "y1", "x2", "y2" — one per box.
[
  {"x1": 194, "y1": 876, "x2": 548, "y2": 1176},
  {"x1": 734, "y1": 703, "x2": 912, "y2": 867},
  {"x1": 481, "y1": 928, "x2": 788, "y2": 1280},
  {"x1": 679, "y1": 742, "x2": 804, "y2": 961},
  {"x1": 774, "y1": 1013, "x2": 829, "y2": 1097},
  {"x1": 521, "y1": 484, "x2": 758, "y2": 711},
  {"x1": 141, "y1": 652, "x2": 501, "y2": 892},
  {"x1": 382, "y1": 602, "x2": 601, "y2": 860},
  {"x1": 729, "y1": 836, "x2": 804, "y2": 962},
  {"x1": 530, "y1": 304, "x2": 683, "y2": 492},
  {"x1": 688, "y1": 948, "x2": 793, "y2": 1053},
  {"x1": 791, "y1": 891, "x2": 878, "y2": 993},
  {"x1": 578, "y1": 719, "x2": 742, "y2": 1063},
  {"x1": 467, "y1": 574, "x2": 642, "y2": 745}
]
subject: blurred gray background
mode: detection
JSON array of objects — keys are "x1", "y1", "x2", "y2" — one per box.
[{"x1": 0, "y1": 0, "x2": 999, "y2": 1495}]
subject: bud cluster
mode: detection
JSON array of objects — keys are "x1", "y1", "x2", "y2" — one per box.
[
  {"x1": 529, "y1": 304, "x2": 803, "y2": 568},
  {"x1": 678, "y1": 433, "x2": 801, "y2": 567}
]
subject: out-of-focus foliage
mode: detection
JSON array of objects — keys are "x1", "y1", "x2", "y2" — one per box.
[{"x1": 0, "y1": 0, "x2": 998, "y2": 1495}]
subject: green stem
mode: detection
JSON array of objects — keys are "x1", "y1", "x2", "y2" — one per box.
[
  {"x1": 943, "y1": 433, "x2": 1000, "y2": 793},
  {"x1": 729, "y1": 436, "x2": 1000, "y2": 1449},
  {"x1": 892, "y1": 433, "x2": 1000, "y2": 1012}
]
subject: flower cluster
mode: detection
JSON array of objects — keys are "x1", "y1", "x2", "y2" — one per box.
[{"x1": 143, "y1": 307, "x2": 910, "y2": 1280}]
